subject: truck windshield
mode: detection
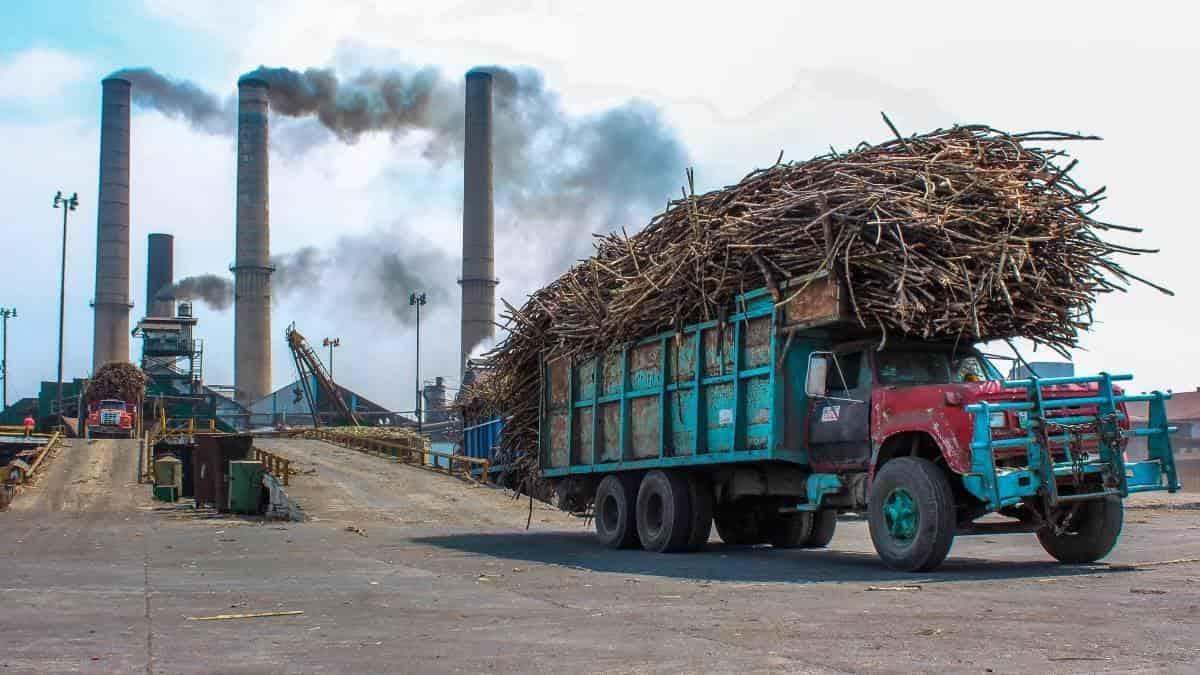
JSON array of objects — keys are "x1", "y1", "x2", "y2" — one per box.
[
  {"x1": 100, "y1": 400, "x2": 124, "y2": 409},
  {"x1": 876, "y1": 351, "x2": 992, "y2": 386}
]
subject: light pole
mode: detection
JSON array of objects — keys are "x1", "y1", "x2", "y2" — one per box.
[
  {"x1": 0, "y1": 307, "x2": 16, "y2": 411},
  {"x1": 53, "y1": 191, "x2": 78, "y2": 426},
  {"x1": 409, "y1": 292, "x2": 426, "y2": 435},
  {"x1": 322, "y1": 337, "x2": 340, "y2": 378}
]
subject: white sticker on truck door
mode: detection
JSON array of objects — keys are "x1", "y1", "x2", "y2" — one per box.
[{"x1": 820, "y1": 405, "x2": 841, "y2": 422}]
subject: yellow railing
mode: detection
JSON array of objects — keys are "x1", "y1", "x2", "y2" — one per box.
[
  {"x1": 0, "y1": 426, "x2": 50, "y2": 438},
  {"x1": 252, "y1": 448, "x2": 293, "y2": 486},
  {"x1": 302, "y1": 428, "x2": 490, "y2": 484},
  {"x1": 142, "y1": 414, "x2": 218, "y2": 482}
]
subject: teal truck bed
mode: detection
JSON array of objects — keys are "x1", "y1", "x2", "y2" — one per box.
[{"x1": 542, "y1": 285, "x2": 811, "y2": 475}]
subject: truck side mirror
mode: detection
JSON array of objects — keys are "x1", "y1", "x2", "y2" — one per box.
[{"x1": 806, "y1": 354, "x2": 829, "y2": 399}]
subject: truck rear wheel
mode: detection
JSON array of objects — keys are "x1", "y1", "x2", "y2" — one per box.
[
  {"x1": 685, "y1": 473, "x2": 714, "y2": 551},
  {"x1": 765, "y1": 512, "x2": 814, "y2": 549},
  {"x1": 594, "y1": 473, "x2": 640, "y2": 549},
  {"x1": 1037, "y1": 496, "x2": 1123, "y2": 564},
  {"x1": 714, "y1": 503, "x2": 766, "y2": 545},
  {"x1": 636, "y1": 470, "x2": 692, "y2": 553},
  {"x1": 804, "y1": 509, "x2": 837, "y2": 548},
  {"x1": 868, "y1": 457, "x2": 956, "y2": 572}
]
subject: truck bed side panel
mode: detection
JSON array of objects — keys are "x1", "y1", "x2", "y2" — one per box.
[{"x1": 541, "y1": 290, "x2": 811, "y2": 477}]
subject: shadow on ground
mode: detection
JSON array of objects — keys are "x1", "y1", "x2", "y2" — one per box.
[{"x1": 411, "y1": 529, "x2": 1132, "y2": 584}]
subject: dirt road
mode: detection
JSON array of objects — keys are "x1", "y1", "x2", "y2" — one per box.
[
  {"x1": 9, "y1": 438, "x2": 148, "y2": 514},
  {"x1": 253, "y1": 437, "x2": 575, "y2": 530}
]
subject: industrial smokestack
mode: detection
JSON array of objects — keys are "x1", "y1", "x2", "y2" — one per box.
[
  {"x1": 92, "y1": 77, "x2": 133, "y2": 370},
  {"x1": 459, "y1": 70, "x2": 497, "y2": 374},
  {"x1": 146, "y1": 233, "x2": 174, "y2": 318},
  {"x1": 233, "y1": 77, "x2": 273, "y2": 405}
]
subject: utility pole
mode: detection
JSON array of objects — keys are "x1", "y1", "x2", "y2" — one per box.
[
  {"x1": 0, "y1": 307, "x2": 16, "y2": 411},
  {"x1": 53, "y1": 191, "x2": 78, "y2": 427},
  {"x1": 409, "y1": 292, "x2": 426, "y2": 435},
  {"x1": 322, "y1": 337, "x2": 340, "y2": 378}
]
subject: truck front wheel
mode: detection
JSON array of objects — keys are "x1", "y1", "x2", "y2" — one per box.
[
  {"x1": 594, "y1": 473, "x2": 640, "y2": 549},
  {"x1": 1037, "y1": 497, "x2": 1123, "y2": 564},
  {"x1": 868, "y1": 457, "x2": 956, "y2": 572},
  {"x1": 636, "y1": 470, "x2": 692, "y2": 553}
]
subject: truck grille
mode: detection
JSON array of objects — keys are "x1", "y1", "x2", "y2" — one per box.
[{"x1": 100, "y1": 411, "x2": 120, "y2": 425}]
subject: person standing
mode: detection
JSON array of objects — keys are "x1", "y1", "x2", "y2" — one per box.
[{"x1": 23, "y1": 412, "x2": 35, "y2": 438}]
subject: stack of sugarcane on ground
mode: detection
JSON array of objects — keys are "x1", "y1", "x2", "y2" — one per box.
[
  {"x1": 463, "y1": 119, "x2": 1170, "y2": 492},
  {"x1": 84, "y1": 362, "x2": 148, "y2": 406},
  {"x1": 317, "y1": 426, "x2": 425, "y2": 443}
]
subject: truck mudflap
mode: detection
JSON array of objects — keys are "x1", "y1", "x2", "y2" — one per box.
[{"x1": 964, "y1": 373, "x2": 1179, "y2": 512}]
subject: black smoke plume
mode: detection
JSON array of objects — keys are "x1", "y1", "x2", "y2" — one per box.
[
  {"x1": 236, "y1": 65, "x2": 688, "y2": 249},
  {"x1": 271, "y1": 229, "x2": 454, "y2": 325},
  {"x1": 109, "y1": 68, "x2": 233, "y2": 135},
  {"x1": 110, "y1": 63, "x2": 688, "y2": 249},
  {"x1": 159, "y1": 275, "x2": 233, "y2": 311},
  {"x1": 239, "y1": 66, "x2": 458, "y2": 152}
]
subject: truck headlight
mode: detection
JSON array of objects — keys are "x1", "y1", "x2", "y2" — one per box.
[{"x1": 989, "y1": 412, "x2": 1006, "y2": 428}]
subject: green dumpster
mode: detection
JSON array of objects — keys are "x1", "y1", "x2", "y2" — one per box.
[
  {"x1": 228, "y1": 460, "x2": 264, "y2": 514},
  {"x1": 154, "y1": 455, "x2": 182, "y2": 490}
]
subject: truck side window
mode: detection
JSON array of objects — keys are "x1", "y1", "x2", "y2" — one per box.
[{"x1": 827, "y1": 352, "x2": 862, "y2": 391}]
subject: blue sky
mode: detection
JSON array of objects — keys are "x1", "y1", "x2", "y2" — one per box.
[
  {"x1": 1, "y1": 1, "x2": 229, "y2": 114},
  {"x1": 2, "y1": 1, "x2": 1199, "y2": 412}
]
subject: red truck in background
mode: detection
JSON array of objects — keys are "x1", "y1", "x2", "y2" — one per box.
[{"x1": 85, "y1": 399, "x2": 137, "y2": 439}]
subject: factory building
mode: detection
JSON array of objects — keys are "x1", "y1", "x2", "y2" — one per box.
[{"x1": 247, "y1": 378, "x2": 398, "y2": 429}]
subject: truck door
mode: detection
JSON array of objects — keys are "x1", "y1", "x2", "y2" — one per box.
[{"x1": 807, "y1": 350, "x2": 872, "y2": 470}]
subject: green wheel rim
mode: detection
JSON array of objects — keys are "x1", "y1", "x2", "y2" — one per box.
[{"x1": 883, "y1": 488, "x2": 919, "y2": 543}]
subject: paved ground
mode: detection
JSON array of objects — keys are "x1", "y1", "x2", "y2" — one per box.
[{"x1": 3, "y1": 437, "x2": 1200, "y2": 674}]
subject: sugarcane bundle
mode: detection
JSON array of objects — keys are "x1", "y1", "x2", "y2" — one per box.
[
  {"x1": 84, "y1": 362, "x2": 148, "y2": 405},
  {"x1": 469, "y1": 120, "x2": 1169, "y2": 485},
  {"x1": 322, "y1": 426, "x2": 424, "y2": 443}
]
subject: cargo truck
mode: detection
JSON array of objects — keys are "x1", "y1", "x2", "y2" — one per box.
[
  {"x1": 85, "y1": 399, "x2": 137, "y2": 439},
  {"x1": 537, "y1": 273, "x2": 1180, "y2": 571}
]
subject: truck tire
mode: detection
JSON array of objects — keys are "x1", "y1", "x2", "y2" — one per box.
[
  {"x1": 804, "y1": 509, "x2": 838, "y2": 548},
  {"x1": 685, "y1": 472, "x2": 714, "y2": 551},
  {"x1": 594, "y1": 473, "x2": 640, "y2": 549},
  {"x1": 868, "y1": 457, "x2": 956, "y2": 572},
  {"x1": 1037, "y1": 496, "x2": 1123, "y2": 564},
  {"x1": 636, "y1": 470, "x2": 692, "y2": 553},
  {"x1": 714, "y1": 504, "x2": 766, "y2": 545},
  {"x1": 765, "y1": 512, "x2": 814, "y2": 549}
]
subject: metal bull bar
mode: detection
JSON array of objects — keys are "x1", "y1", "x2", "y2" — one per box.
[{"x1": 964, "y1": 373, "x2": 1179, "y2": 512}]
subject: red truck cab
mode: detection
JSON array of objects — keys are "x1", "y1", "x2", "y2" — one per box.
[
  {"x1": 86, "y1": 399, "x2": 137, "y2": 439},
  {"x1": 806, "y1": 342, "x2": 1115, "y2": 471},
  {"x1": 802, "y1": 340, "x2": 1171, "y2": 570}
]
